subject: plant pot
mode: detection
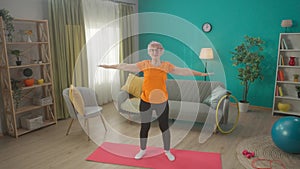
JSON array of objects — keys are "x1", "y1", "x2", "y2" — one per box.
[
  {"x1": 238, "y1": 101, "x2": 250, "y2": 113},
  {"x1": 16, "y1": 60, "x2": 22, "y2": 66},
  {"x1": 298, "y1": 92, "x2": 300, "y2": 98},
  {"x1": 24, "y1": 78, "x2": 34, "y2": 86}
]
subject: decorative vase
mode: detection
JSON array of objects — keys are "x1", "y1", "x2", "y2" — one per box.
[
  {"x1": 288, "y1": 56, "x2": 295, "y2": 66},
  {"x1": 37, "y1": 79, "x2": 44, "y2": 85},
  {"x1": 277, "y1": 102, "x2": 290, "y2": 112},
  {"x1": 27, "y1": 35, "x2": 32, "y2": 42},
  {"x1": 24, "y1": 78, "x2": 34, "y2": 86}
]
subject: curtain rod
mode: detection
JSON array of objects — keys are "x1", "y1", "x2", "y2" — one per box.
[{"x1": 110, "y1": 0, "x2": 136, "y2": 6}]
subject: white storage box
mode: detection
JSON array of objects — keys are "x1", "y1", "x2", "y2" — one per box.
[
  {"x1": 33, "y1": 96, "x2": 52, "y2": 106},
  {"x1": 20, "y1": 114, "x2": 43, "y2": 130}
]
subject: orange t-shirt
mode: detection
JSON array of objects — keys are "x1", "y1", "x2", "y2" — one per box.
[{"x1": 136, "y1": 60, "x2": 175, "y2": 104}]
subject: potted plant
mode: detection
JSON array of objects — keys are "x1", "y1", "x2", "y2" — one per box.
[
  {"x1": 11, "y1": 49, "x2": 22, "y2": 65},
  {"x1": 23, "y1": 68, "x2": 34, "y2": 86},
  {"x1": 0, "y1": 8, "x2": 15, "y2": 42},
  {"x1": 296, "y1": 86, "x2": 300, "y2": 98},
  {"x1": 231, "y1": 35, "x2": 265, "y2": 112},
  {"x1": 293, "y1": 74, "x2": 299, "y2": 82}
]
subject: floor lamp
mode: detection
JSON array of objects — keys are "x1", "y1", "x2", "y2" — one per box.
[{"x1": 199, "y1": 48, "x2": 214, "y2": 81}]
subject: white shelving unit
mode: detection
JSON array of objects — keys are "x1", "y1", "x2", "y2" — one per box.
[
  {"x1": 0, "y1": 17, "x2": 56, "y2": 138},
  {"x1": 272, "y1": 33, "x2": 300, "y2": 117}
]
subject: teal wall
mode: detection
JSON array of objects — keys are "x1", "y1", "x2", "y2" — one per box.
[{"x1": 137, "y1": 0, "x2": 300, "y2": 108}]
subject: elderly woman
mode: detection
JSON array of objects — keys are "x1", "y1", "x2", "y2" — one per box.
[{"x1": 99, "y1": 41, "x2": 211, "y2": 161}]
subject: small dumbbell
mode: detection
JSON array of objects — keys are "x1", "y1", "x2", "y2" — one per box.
[{"x1": 242, "y1": 149, "x2": 255, "y2": 159}]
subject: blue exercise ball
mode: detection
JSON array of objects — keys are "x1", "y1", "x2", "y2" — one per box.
[{"x1": 271, "y1": 116, "x2": 300, "y2": 154}]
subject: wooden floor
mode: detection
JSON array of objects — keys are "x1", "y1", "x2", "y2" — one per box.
[{"x1": 0, "y1": 103, "x2": 281, "y2": 169}]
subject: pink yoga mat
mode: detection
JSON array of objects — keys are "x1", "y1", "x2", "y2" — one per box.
[{"x1": 86, "y1": 142, "x2": 222, "y2": 169}]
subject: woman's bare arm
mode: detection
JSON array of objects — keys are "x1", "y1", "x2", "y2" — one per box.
[
  {"x1": 170, "y1": 67, "x2": 213, "y2": 76},
  {"x1": 98, "y1": 63, "x2": 140, "y2": 73}
]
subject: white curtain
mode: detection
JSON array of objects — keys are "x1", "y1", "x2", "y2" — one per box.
[{"x1": 82, "y1": 0, "x2": 120, "y2": 105}]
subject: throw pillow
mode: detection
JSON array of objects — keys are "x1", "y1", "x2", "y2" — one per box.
[
  {"x1": 203, "y1": 85, "x2": 227, "y2": 109},
  {"x1": 69, "y1": 84, "x2": 85, "y2": 115},
  {"x1": 121, "y1": 73, "x2": 143, "y2": 98}
]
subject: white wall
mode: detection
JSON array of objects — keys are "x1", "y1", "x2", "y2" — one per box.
[{"x1": 0, "y1": 0, "x2": 49, "y2": 20}]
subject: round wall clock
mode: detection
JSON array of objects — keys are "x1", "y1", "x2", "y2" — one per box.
[{"x1": 202, "y1": 22, "x2": 212, "y2": 33}]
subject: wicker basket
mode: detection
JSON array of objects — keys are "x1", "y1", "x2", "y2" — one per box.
[
  {"x1": 20, "y1": 114, "x2": 43, "y2": 130},
  {"x1": 33, "y1": 96, "x2": 52, "y2": 106}
]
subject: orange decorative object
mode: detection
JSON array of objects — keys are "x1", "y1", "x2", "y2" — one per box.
[{"x1": 24, "y1": 78, "x2": 34, "y2": 86}]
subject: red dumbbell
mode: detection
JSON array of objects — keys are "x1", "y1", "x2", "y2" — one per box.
[{"x1": 242, "y1": 149, "x2": 255, "y2": 159}]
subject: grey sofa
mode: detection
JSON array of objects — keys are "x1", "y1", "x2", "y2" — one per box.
[{"x1": 117, "y1": 79, "x2": 230, "y2": 124}]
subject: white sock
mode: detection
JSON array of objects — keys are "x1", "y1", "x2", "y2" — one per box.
[
  {"x1": 165, "y1": 150, "x2": 175, "y2": 161},
  {"x1": 135, "y1": 149, "x2": 146, "y2": 160}
]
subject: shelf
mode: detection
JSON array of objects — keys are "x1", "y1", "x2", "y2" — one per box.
[
  {"x1": 9, "y1": 63, "x2": 50, "y2": 69},
  {"x1": 0, "y1": 17, "x2": 56, "y2": 138},
  {"x1": 273, "y1": 110, "x2": 300, "y2": 117},
  {"x1": 280, "y1": 49, "x2": 300, "y2": 52},
  {"x1": 273, "y1": 33, "x2": 300, "y2": 117},
  {"x1": 14, "y1": 18, "x2": 48, "y2": 23},
  {"x1": 17, "y1": 120, "x2": 56, "y2": 136},
  {"x1": 276, "y1": 81, "x2": 300, "y2": 85},
  {"x1": 275, "y1": 96, "x2": 300, "y2": 101},
  {"x1": 6, "y1": 42, "x2": 48, "y2": 45},
  {"x1": 20, "y1": 82, "x2": 52, "y2": 90},
  {"x1": 15, "y1": 104, "x2": 53, "y2": 115},
  {"x1": 278, "y1": 65, "x2": 300, "y2": 69}
]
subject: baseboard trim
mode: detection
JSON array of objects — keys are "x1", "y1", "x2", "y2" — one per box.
[{"x1": 230, "y1": 102, "x2": 272, "y2": 111}]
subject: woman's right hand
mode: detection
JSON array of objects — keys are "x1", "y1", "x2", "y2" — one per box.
[{"x1": 98, "y1": 65, "x2": 114, "y2": 69}]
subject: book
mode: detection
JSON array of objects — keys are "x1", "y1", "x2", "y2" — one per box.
[
  {"x1": 282, "y1": 38, "x2": 288, "y2": 49},
  {"x1": 278, "y1": 86, "x2": 283, "y2": 96},
  {"x1": 278, "y1": 70, "x2": 285, "y2": 81},
  {"x1": 280, "y1": 54, "x2": 285, "y2": 65}
]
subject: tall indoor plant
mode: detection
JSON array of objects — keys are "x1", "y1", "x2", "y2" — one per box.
[{"x1": 231, "y1": 35, "x2": 264, "y2": 112}]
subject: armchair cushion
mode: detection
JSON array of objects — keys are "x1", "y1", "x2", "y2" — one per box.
[
  {"x1": 69, "y1": 84, "x2": 85, "y2": 115},
  {"x1": 121, "y1": 73, "x2": 143, "y2": 98}
]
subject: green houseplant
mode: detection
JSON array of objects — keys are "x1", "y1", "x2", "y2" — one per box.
[
  {"x1": 0, "y1": 8, "x2": 15, "y2": 42},
  {"x1": 231, "y1": 35, "x2": 265, "y2": 112},
  {"x1": 11, "y1": 49, "x2": 22, "y2": 65}
]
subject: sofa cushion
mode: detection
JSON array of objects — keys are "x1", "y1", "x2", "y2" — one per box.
[
  {"x1": 121, "y1": 73, "x2": 143, "y2": 98},
  {"x1": 120, "y1": 98, "x2": 140, "y2": 113},
  {"x1": 203, "y1": 85, "x2": 227, "y2": 109}
]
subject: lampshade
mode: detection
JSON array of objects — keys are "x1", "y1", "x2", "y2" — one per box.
[
  {"x1": 281, "y1": 20, "x2": 293, "y2": 28},
  {"x1": 199, "y1": 48, "x2": 214, "y2": 60}
]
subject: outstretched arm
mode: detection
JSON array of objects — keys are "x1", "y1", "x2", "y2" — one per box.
[
  {"x1": 170, "y1": 67, "x2": 213, "y2": 76},
  {"x1": 98, "y1": 63, "x2": 140, "y2": 73}
]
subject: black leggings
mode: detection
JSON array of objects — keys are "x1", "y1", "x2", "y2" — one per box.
[{"x1": 139, "y1": 99, "x2": 170, "y2": 150}]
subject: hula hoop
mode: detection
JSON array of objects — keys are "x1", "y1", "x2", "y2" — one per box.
[{"x1": 215, "y1": 94, "x2": 240, "y2": 134}]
